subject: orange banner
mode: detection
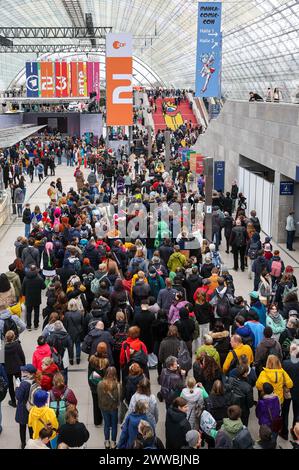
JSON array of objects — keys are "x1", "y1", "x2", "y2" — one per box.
[
  {"x1": 70, "y1": 62, "x2": 78, "y2": 97},
  {"x1": 106, "y1": 33, "x2": 133, "y2": 126},
  {"x1": 40, "y1": 62, "x2": 54, "y2": 98},
  {"x1": 78, "y1": 62, "x2": 87, "y2": 97}
]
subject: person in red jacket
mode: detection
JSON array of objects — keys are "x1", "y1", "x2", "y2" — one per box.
[
  {"x1": 120, "y1": 326, "x2": 148, "y2": 382},
  {"x1": 40, "y1": 357, "x2": 60, "y2": 391},
  {"x1": 193, "y1": 279, "x2": 214, "y2": 303},
  {"x1": 32, "y1": 336, "x2": 52, "y2": 371}
]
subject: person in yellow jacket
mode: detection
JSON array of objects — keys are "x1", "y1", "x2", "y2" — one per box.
[
  {"x1": 223, "y1": 335, "x2": 254, "y2": 374},
  {"x1": 28, "y1": 389, "x2": 59, "y2": 444},
  {"x1": 167, "y1": 246, "x2": 187, "y2": 273},
  {"x1": 255, "y1": 355, "x2": 293, "y2": 404}
]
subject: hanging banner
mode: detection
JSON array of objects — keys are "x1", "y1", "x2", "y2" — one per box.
[
  {"x1": 55, "y1": 62, "x2": 62, "y2": 98},
  {"x1": 40, "y1": 62, "x2": 54, "y2": 98},
  {"x1": 87, "y1": 62, "x2": 94, "y2": 97},
  {"x1": 70, "y1": 62, "x2": 78, "y2": 97},
  {"x1": 78, "y1": 62, "x2": 87, "y2": 97},
  {"x1": 60, "y1": 61, "x2": 69, "y2": 98},
  {"x1": 26, "y1": 62, "x2": 39, "y2": 97},
  {"x1": 93, "y1": 62, "x2": 100, "y2": 100},
  {"x1": 106, "y1": 33, "x2": 133, "y2": 126},
  {"x1": 214, "y1": 161, "x2": 225, "y2": 191},
  {"x1": 195, "y1": 2, "x2": 222, "y2": 98}
]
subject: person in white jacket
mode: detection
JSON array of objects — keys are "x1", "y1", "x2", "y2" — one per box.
[{"x1": 180, "y1": 377, "x2": 208, "y2": 430}]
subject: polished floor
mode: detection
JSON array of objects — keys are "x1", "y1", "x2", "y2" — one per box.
[{"x1": 0, "y1": 164, "x2": 296, "y2": 449}]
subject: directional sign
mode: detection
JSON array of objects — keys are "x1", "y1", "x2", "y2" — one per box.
[
  {"x1": 280, "y1": 181, "x2": 294, "y2": 196},
  {"x1": 195, "y1": 2, "x2": 222, "y2": 98}
]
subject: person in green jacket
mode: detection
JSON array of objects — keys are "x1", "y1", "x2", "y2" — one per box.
[
  {"x1": 196, "y1": 334, "x2": 221, "y2": 367},
  {"x1": 167, "y1": 246, "x2": 187, "y2": 273},
  {"x1": 147, "y1": 268, "x2": 166, "y2": 300},
  {"x1": 154, "y1": 220, "x2": 171, "y2": 249}
]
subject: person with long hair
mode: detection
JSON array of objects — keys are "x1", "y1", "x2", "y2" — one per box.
[
  {"x1": 57, "y1": 407, "x2": 89, "y2": 449},
  {"x1": 128, "y1": 378, "x2": 159, "y2": 427},
  {"x1": 42, "y1": 242, "x2": 56, "y2": 288},
  {"x1": 4, "y1": 330, "x2": 26, "y2": 407},
  {"x1": 88, "y1": 342, "x2": 110, "y2": 427},
  {"x1": 256, "y1": 354, "x2": 293, "y2": 404},
  {"x1": 180, "y1": 377, "x2": 208, "y2": 429},
  {"x1": 193, "y1": 352, "x2": 223, "y2": 393},
  {"x1": 97, "y1": 366, "x2": 122, "y2": 449},
  {"x1": 205, "y1": 379, "x2": 234, "y2": 429}
]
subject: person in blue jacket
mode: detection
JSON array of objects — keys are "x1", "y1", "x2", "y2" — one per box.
[
  {"x1": 15, "y1": 364, "x2": 37, "y2": 448},
  {"x1": 245, "y1": 310, "x2": 265, "y2": 350},
  {"x1": 249, "y1": 291, "x2": 267, "y2": 326},
  {"x1": 117, "y1": 400, "x2": 155, "y2": 449},
  {"x1": 0, "y1": 363, "x2": 8, "y2": 434}
]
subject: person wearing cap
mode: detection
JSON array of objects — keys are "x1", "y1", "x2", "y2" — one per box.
[
  {"x1": 249, "y1": 291, "x2": 267, "y2": 326},
  {"x1": 28, "y1": 389, "x2": 59, "y2": 445},
  {"x1": 286, "y1": 210, "x2": 297, "y2": 251},
  {"x1": 181, "y1": 429, "x2": 202, "y2": 449},
  {"x1": 15, "y1": 364, "x2": 37, "y2": 448},
  {"x1": 263, "y1": 243, "x2": 273, "y2": 261}
]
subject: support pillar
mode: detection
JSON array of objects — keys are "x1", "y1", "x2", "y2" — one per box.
[
  {"x1": 164, "y1": 130, "x2": 171, "y2": 172},
  {"x1": 204, "y1": 157, "x2": 214, "y2": 243}
]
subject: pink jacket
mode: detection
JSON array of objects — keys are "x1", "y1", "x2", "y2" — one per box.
[{"x1": 168, "y1": 300, "x2": 189, "y2": 325}]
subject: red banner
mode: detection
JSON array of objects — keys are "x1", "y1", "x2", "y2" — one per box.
[{"x1": 70, "y1": 62, "x2": 78, "y2": 97}]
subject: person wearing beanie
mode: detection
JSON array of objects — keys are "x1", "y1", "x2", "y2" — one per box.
[
  {"x1": 28, "y1": 389, "x2": 59, "y2": 445},
  {"x1": 181, "y1": 429, "x2": 202, "y2": 449},
  {"x1": 249, "y1": 291, "x2": 267, "y2": 326}
]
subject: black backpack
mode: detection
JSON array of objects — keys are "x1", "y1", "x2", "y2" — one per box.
[
  {"x1": 216, "y1": 294, "x2": 231, "y2": 320},
  {"x1": 2, "y1": 317, "x2": 19, "y2": 339},
  {"x1": 247, "y1": 242, "x2": 260, "y2": 260},
  {"x1": 82, "y1": 272, "x2": 95, "y2": 288},
  {"x1": 234, "y1": 229, "x2": 245, "y2": 248},
  {"x1": 233, "y1": 427, "x2": 254, "y2": 449},
  {"x1": 124, "y1": 343, "x2": 148, "y2": 367},
  {"x1": 227, "y1": 350, "x2": 239, "y2": 373}
]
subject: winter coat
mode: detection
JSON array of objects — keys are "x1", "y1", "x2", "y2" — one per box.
[
  {"x1": 174, "y1": 310, "x2": 195, "y2": 343},
  {"x1": 157, "y1": 287, "x2": 178, "y2": 313},
  {"x1": 230, "y1": 226, "x2": 248, "y2": 249},
  {"x1": 244, "y1": 321, "x2": 265, "y2": 349},
  {"x1": 21, "y1": 245, "x2": 40, "y2": 268},
  {"x1": 128, "y1": 392, "x2": 159, "y2": 426},
  {"x1": 22, "y1": 271, "x2": 46, "y2": 306},
  {"x1": 252, "y1": 256, "x2": 268, "y2": 279},
  {"x1": 0, "y1": 309, "x2": 26, "y2": 338},
  {"x1": 40, "y1": 362, "x2": 60, "y2": 391},
  {"x1": 235, "y1": 325, "x2": 254, "y2": 346},
  {"x1": 227, "y1": 376, "x2": 254, "y2": 418},
  {"x1": 266, "y1": 314, "x2": 286, "y2": 336},
  {"x1": 98, "y1": 382, "x2": 121, "y2": 412},
  {"x1": 132, "y1": 280, "x2": 151, "y2": 306},
  {"x1": 159, "y1": 245, "x2": 174, "y2": 266},
  {"x1": 193, "y1": 362, "x2": 223, "y2": 394},
  {"x1": 64, "y1": 310, "x2": 83, "y2": 342},
  {"x1": 158, "y1": 336, "x2": 181, "y2": 365},
  {"x1": 82, "y1": 329, "x2": 114, "y2": 364},
  {"x1": 196, "y1": 344, "x2": 221, "y2": 367},
  {"x1": 147, "y1": 275, "x2": 165, "y2": 300},
  {"x1": 256, "y1": 367, "x2": 293, "y2": 403},
  {"x1": 220, "y1": 417, "x2": 244, "y2": 441},
  {"x1": 168, "y1": 300, "x2": 189, "y2": 324},
  {"x1": 183, "y1": 274, "x2": 202, "y2": 301},
  {"x1": 5, "y1": 272, "x2": 21, "y2": 300},
  {"x1": 124, "y1": 374, "x2": 145, "y2": 404},
  {"x1": 120, "y1": 337, "x2": 148, "y2": 368},
  {"x1": 15, "y1": 377, "x2": 34, "y2": 424},
  {"x1": 84, "y1": 245, "x2": 101, "y2": 270},
  {"x1": 210, "y1": 330, "x2": 231, "y2": 367},
  {"x1": 165, "y1": 406, "x2": 191, "y2": 449},
  {"x1": 282, "y1": 359, "x2": 299, "y2": 400},
  {"x1": 200, "y1": 262, "x2": 214, "y2": 279},
  {"x1": 118, "y1": 412, "x2": 155, "y2": 449},
  {"x1": 50, "y1": 385, "x2": 77, "y2": 406},
  {"x1": 4, "y1": 340, "x2": 25, "y2": 374},
  {"x1": 255, "y1": 395, "x2": 281, "y2": 427},
  {"x1": 22, "y1": 208, "x2": 31, "y2": 225},
  {"x1": 255, "y1": 338, "x2": 282, "y2": 364},
  {"x1": 194, "y1": 302, "x2": 213, "y2": 325},
  {"x1": 133, "y1": 308, "x2": 155, "y2": 353},
  {"x1": 28, "y1": 406, "x2": 59, "y2": 440},
  {"x1": 223, "y1": 215, "x2": 233, "y2": 238},
  {"x1": 205, "y1": 390, "x2": 234, "y2": 428},
  {"x1": 223, "y1": 344, "x2": 254, "y2": 375},
  {"x1": 180, "y1": 386, "x2": 208, "y2": 429},
  {"x1": 32, "y1": 343, "x2": 52, "y2": 371},
  {"x1": 0, "y1": 287, "x2": 16, "y2": 311},
  {"x1": 167, "y1": 252, "x2": 186, "y2": 273},
  {"x1": 57, "y1": 422, "x2": 90, "y2": 448},
  {"x1": 250, "y1": 301, "x2": 267, "y2": 326}
]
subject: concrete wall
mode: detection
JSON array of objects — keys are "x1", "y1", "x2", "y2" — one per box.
[
  {"x1": 80, "y1": 114, "x2": 103, "y2": 137},
  {"x1": 0, "y1": 114, "x2": 23, "y2": 128},
  {"x1": 194, "y1": 100, "x2": 299, "y2": 242}
]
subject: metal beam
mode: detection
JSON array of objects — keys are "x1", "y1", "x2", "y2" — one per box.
[
  {"x1": 0, "y1": 44, "x2": 106, "y2": 53},
  {"x1": 0, "y1": 27, "x2": 112, "y2": 39}
]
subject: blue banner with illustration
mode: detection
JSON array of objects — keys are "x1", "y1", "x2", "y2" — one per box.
[
  {"x1": 26, "y1": 62, "x2": 39, "y2": 98},
  {"x1": 214, "y1": 161, "x2": 225, "y2": 192},
  {"x1": 195, "y1": 2, "x2": 222, "y2": 98}
]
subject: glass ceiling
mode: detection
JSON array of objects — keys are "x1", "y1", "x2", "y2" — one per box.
[{"x1": 0, "y1": 0, "x2": 298, "y2": 101}]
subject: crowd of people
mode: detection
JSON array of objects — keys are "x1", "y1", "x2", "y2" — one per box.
[{"x1": 0, "y1": 108, "x2": 298, "y2": 451}]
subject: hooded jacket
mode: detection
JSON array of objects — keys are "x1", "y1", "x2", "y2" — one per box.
[
  {"x1": 40, "y1": 362, "x2": 60, "y2": 390},
  {"x1": 133, "y1": 308, "x2": 155, "y2": 353},
  {"x1": 22, "y1": 271, "x2": 46, "y2": 306},
  {"x1": 244, "y1": 321, "x2": 265, "y2": 349},
  {"x1": 5, "y1": 272, "x2": 21, "y2": 299},
  {"x1": 84, "y1": 244, "x2": 101, "y2": 270},
  {"x1": 255, "y1": 394, "x2": 281, "y2": 426},
  {"x1": 124, "y1": 373, "x2": 145, "y2": 404},
  {"x1": 195, "y1": 344, "x2": 221, "y2": 367},
  {"x1": 167, "y1": 252, "x2": 186, "y2": 273},
  {"x1": 28, "y1": 406, "x2": 59, "y2": 439},
  {"x1": 147, "y1": 274, "x2": 165, "y2": 300},
  {"x1": 220, "y1": 417, "x2": 244, "y2": 441},
  {"x1": 132, "y1": 280, "x2": 151, "y2": 306},
  {"x1": 194, "y1": 301, "x2": 213, "y2": 325},
  {"x1": 255, "y1": 337, "x2": 283, "y2": 364},
  {"x1": 210, "y1": 330, "x2": 231, "y2": 366},
  {"x1": 5, "y1": 339, "x2": 25, "y2": 374},
  {"x1": 183, "y1": 274, "x2": 203, "y2": 300},
  {"x1": 118, "y1": 412, "x2": 155, "y2": 449},
  {"x1": 21, "y1": 245, "x2": 40, "y2": 268},
  {"x1": 0, "y1": 309, "x2": 26, "y2": 338},
  {"x1": 168, "y1": 300, "x2": 189, "y2": 324},
  {"x1": 32, "y1": 343, "x2": 52, "y2": 371},
  {"x1": 205, "y1": 390, "x2": 234, "y2": 428},
  {"x1": 227, "y1": 376, "x2": 254, "y2": 416},
  {"x1": 165, "y1": 406, "x2": 191, "y2": 449},
  {"x1": 82, "y1": 328, "x2": 114, "y2": 364},
  {"x1": 256, "y1": 367, "x2": 293, "y2": 403},
  {"x1": 252, "y1": 256, "x2": 268, "y2": 278},
  {"x1": 250, "y1": 300, "x2": 267, "y2": 326},
  {"x1": 157, "y1": 287, "x2": 178, "y2": 313},
  {"x1": 174, "y1": 309, "x2": 195, "y2": 342},
  {"x1": 119, "y1": 337, "x2": 148, "y2": 368}
]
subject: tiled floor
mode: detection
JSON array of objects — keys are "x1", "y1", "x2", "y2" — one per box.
[{"x1": 0, "y1": 164, "x2": 295, "y2": 448}]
